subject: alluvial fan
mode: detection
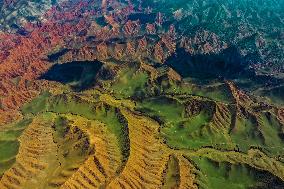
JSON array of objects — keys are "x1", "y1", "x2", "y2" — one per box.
[{"x1": 0, "y1": 0, "x2": 284, "y2": 188}]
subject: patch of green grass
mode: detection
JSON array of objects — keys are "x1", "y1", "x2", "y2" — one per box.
[
  {"x1": 0, "y1": 141, "x2": 19, "y2": 162},
  {"x1": 0, "y1": 118, "x2": 32, "y2": 176},
  {"x1": 21, "y1": 91, "x2": 51, "y2": 115},
  {"x1": 53, "y1": 116, "x2": 68, "y2": 138},
  {"x1": 138, "y1": 97, "x2": 232, "y2": 150},
  {"x1": 111, "y1": 67, "x2": 149, "y2": 98},
  {"x1": 161, "y1": 111, "x2": 211, "y2": 149},
  {"x1": 0, "y1": 130, "x2": 23, "y2": 141},
  {"x1": 231, "y1": 117, "x2": 264, "y2": 152},
  {"x1": 191, "y1": 156, "x2": 284, "y2": 189},
  {"x1": 0, "y1": 118, "x2": 31, "y2": 141},
  {"x1": 47, "y1": 95, "x2": 97, "y2": 119},
  {"x1": 94, "y1": 106, "x2": 130, "y2": 159},
  {"x1": 193, "y1": 157, "x2": 256, "y2": 189},
  {"x1": 0, "y1": 158, "x2": 16, "y2": 176},
  {"x1": 231, "y1": 112, "x2": 284, "y2": 156},
  {"x1": 165, "y1": 80, "x2": 234, "y2": 103},
  {"x1": 138, "y1": 96, "x2": 185, "y2": 124},
  {"x1": 259, "y1": 113, "x2": 284, "y2": 156},
  {"x1": 162, "y1": 155, "x2": 180, "y2": 189},
  {"x1": 194, "y1": 84, "x2": 233, "y2": 103}
]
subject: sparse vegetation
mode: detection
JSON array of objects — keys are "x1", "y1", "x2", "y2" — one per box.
[{"x1": 0, "y1": 0, "x2": 284, "y2": 188}]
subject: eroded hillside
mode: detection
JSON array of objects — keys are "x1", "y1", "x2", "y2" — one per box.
[{"x1": 0, "y1": 0, "x2": 284, "y2": 188}]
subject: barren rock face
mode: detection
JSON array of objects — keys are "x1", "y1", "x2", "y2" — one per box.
[
  {"x1": 0, "y1": 0, "x2": 283, "y2": 189},
  {"x1": 0, "y1": 0, "x2": 62, "y2": 33},
  {"x1": 279, "y1": 109, "x2": 284, "y2": 124}
]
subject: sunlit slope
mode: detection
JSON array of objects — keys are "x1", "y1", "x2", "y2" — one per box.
[
  {"x1": 0, "y1": 61, "x2": 283, "y2": 189},
  {"x1": 0, "y1": 0, "x2": 283, "y2": 188}
]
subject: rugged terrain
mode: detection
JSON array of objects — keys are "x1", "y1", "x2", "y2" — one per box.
[{"x1": 0, "y1": 0, "x2": 284, "y2": 188}]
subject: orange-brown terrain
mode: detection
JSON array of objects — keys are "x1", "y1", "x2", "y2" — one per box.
[{"x1": 0, "y1": 0, "x2": 284, "y2": 189}]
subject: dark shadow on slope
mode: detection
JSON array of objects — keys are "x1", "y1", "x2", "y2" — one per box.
[
  {"x1": 164, "y1": 47, "x2": 284, "y2": 105},
  {"x1": 40, "y1": 60, "x2": 103, "y2": 91},
  {"x1": 165, "y1": 47, "x2": 283, "y2": 86},
  {"x1": 165, "y1": 47, "x2": 252, "y2": 79},
  {"x1": 128, "y1": 13, "x2": 156, "y2": 24},
  {"x1": 47, "y1": 48, "x2": 70, "y2": 62}
]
